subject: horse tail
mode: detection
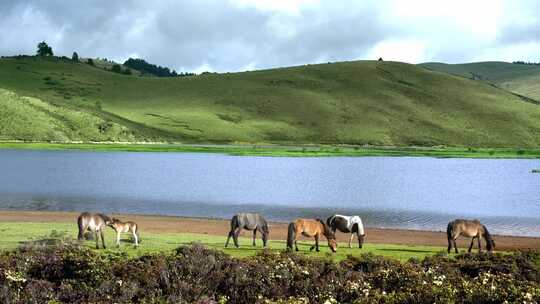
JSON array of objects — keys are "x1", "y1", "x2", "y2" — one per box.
[
  {"x1": 447, "y1": 221, "x2": 454, "y2": 241},
  {"x1": 482, "y1": 225, "x2": 494, "y2": 251},
  {"x1": 286, "y1": 222, "x2": 296, "y2": 250},
  {"x1": 230, "y1": 215, "x2": 239, "y2": 231},
  {"x1": 77, "y1": 214, "x2": 85, "y2": 240}
]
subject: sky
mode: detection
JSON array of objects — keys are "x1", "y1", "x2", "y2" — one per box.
[{"x1": 1, "y1": 0, "x2": 540, "y2": 73}]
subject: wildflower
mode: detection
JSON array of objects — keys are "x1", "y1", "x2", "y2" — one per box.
[
  {"x1": 323, "y1": 297, "x2": 337, "y2": 304},
  {"x1": 4, "y1": 270, "x2": 26, "y2": 283}
]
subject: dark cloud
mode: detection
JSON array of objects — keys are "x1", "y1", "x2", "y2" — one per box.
[{"x1": 1, "y1": 0, "x2": 540, "y2": 71}]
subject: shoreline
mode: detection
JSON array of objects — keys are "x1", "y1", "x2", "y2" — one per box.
[
  {"x1": 1, "y1": 142, "x2": 540, "y2": 158},
  {"x1": 0, "y1": 210, "x2": 538, "y2": 251}
]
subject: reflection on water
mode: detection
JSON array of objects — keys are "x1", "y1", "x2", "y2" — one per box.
[{"x1": 0, "y1": 150, "x2": 539, "y2": 236}]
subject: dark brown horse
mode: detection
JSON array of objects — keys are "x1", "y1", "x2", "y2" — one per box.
[
  {"x1": 287, "y1": 219, "x2": 337, "y2": 252},
  {"x1": 225, "y1": 213, "x2": 269, "y2": 248},
  {"x1": 447, "y1": 219, "x2": 495, "y2": 253},
  {"x1": 77, "y1": 212, "x2": 111, "y2": 249}
]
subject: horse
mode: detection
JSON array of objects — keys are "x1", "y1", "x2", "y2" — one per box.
[
  {"x1": 447, "y1": 219, "x2": 495, "y2": 253},
  {"x1": 225, "y1": 213, "x2": 269, "y2": 248},
  {"x1": 108, "y1": 218, "x2": 140, "y2": 247},
  {"x1": 326, "y1": 214, "x2": 366, "y2": 248},
  {"x1": 77, "y1": 212, "x2": 111, "y2": 249},
  {"x1": 287, "y1": 218, "x2": 337, "y2": 252}
]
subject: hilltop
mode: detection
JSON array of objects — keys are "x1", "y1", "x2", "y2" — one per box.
[
  {"x1": 420, "y1": 61, "x2": 540, "y2": 101},
  {"x1": 1, "y1": 56, "x2": 540, "y2": 147}
]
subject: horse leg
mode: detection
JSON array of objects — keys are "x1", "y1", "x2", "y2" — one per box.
[
  {"x1": 116, "y1": 231, "x2": 121, "y2": 247},
  {"x1": 133, "y1": 230, "x2": 139, "y2": 247},
  {"x1": 225, "y1": 230, "x2": 234, "y2": 247},
  {"x1": 310, "y1": 234, "x2": 320, "y2": 252},
  {"x1": 100, "y1": 230, "x2": 106, "y2": 249},
  {"x1": 295, "y1": 234, "x2": 299, "y2": 251},
  {"x1": 477, "y1": 235, "x2": 482, "y2": 252},
  {"x1": 468, "y1": 237, "x2": 475, "y2": 253},
  {"x1": 94, "y1": 231, "x2": 99, "y2": 249},
  {"x1": 349, "y1": 233, "x2": 354, "y2": 248},
  {"x1": 233, "y1": 228, "x2": 241, "y2": 248},
  {"x1": 252, "y1": 229, "x2": 257, "y2": 246}
]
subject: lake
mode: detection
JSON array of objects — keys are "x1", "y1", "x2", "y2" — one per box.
[{"x1": 0, "y1": 150, "x2": 538, "y2": 236}]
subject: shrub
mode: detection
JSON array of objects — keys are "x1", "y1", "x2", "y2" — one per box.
[{"x1": 0, "y1": 244, "x2": 538, "y2": 303}]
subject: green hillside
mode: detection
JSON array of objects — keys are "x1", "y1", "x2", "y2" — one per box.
[
  {"x1": 420, "y1": 61, "x2": 540, "y2": 101},
  {"x1": 1, "y1": 56, "x2": 540, "y2": 147}
]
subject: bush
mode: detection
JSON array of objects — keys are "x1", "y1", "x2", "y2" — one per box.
[{"x1": 0, "y1": 244, "x2": 538, "y2": 303}]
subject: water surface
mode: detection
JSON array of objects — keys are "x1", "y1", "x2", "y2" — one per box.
[{"x1": 0, "y1": 150, "x2": 538, "y2": 236}]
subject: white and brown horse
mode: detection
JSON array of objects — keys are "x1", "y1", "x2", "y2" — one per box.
[
  {"x1": 77, "y1": 212, "x2": 111, "y2": 249},
  {"x1": 327, "y1": 214, "x2": 366, "y2": 248}
]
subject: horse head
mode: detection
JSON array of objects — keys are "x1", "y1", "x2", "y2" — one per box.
[{"x1": 327, "y1": 237, "x2": 337, "y2": 253}]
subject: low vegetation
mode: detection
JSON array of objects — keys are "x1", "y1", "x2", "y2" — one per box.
[
  {"x1": 2, "y1": 142, "x2": 540, "y2": 159},
  {"x1": 0, "y1": 239, "x2": 538, "y2": 303}
]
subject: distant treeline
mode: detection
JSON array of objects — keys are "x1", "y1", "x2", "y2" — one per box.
[
  {"x1": 512, "y1": 61, "x2": 540, "y2": 65},
  {"x1": 123, "y1": 58, "x2": 195, "y2": 77}
]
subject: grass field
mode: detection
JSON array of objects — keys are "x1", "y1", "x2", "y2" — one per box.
[
  {"x1": 2, "y1": 142, "x2": 540, "y2": 158},
  {"x1": 1, "y1": 56, "x2": 540, "y2": 147},
  {"x1": 420, "y1": 61, "x2": 540, "y2": 101},
  {"x1": 0, "y1": 222, "x2": 445, "y2": 261}
]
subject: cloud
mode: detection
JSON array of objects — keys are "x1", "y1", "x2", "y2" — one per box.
[{"x1": 1, "y1": 0, "x2": 540, "y2": 72}]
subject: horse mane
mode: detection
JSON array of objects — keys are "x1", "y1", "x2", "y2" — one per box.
[
  {"x1": 317, "y1": 219, "x2": 335, "y2": 239},
  {"x1": 99, "y1": 214, "x2": 112, "y2": 222}
]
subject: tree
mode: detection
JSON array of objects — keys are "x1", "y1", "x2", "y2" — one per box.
[
  {"x1": 111, "y1": 64, "x2": 122, "y2": 73},
  {"x1": 72, "y1": 52, "x2": 79, "y2": 62},
  {"x1": 86, "y1": 58, "x2": 95, "y2": 66},
  {"x1": 37, "y1": 41, "x2": 53, "y2": 56}
]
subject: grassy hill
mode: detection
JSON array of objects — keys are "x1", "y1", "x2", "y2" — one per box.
[
  {"x1": 420, "y1": 61, "x2": 540, "y2": 101},
  {"x1": 1, "y1": 56, "x2": 540, "y2": 147}
]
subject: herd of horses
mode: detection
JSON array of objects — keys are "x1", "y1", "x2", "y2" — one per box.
[{"x1": 77, "y1": 212, "x2": 496, "y2": 253}]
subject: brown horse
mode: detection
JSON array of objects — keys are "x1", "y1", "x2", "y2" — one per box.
[
  {"x1": 287, "y1": 219, "x2": 337, "y2": 252},
  {"x1": 447, "y1": 219, "x2": 495, "y2": 253},
  {"x1": 77, "y1": 212, "x2": 111, "y2": 249}
]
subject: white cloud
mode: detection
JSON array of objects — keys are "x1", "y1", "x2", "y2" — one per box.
[
  {"x1": 229, "y1": 0, "x2": 319, "y2": 15},
  {"x1": 366, "y1": 39, "x2": 429, "y2": 63}
]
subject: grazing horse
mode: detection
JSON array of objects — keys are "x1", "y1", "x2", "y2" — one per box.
[
  {"x1": 327, "y1": 214, "x2": 366, "y2": 248},
  {"x1": 108, "y1": 218, "x2": 140, "y2": 247},
  {"x1": 447, "y1": 219, "x2": 495, "y2": 253},
  {"x1": 77, "y1": 212, "x2": 111, "y2": 249},
  {"x1": 225, "y1": 213, "x2": 269, "y2": 248},
  {"x1": 287, "y1": 219, "x2": 337, "y2": 252}
]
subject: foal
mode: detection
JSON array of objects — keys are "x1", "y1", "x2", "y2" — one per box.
[
  {"x1": 77, "y1": 212, "x2": 111, "y2": 249},
  {"x1": 108, "y1": 218, "x2": 140, "y2": 247},
  {"x1": 447, "y1": 219, "x2": 495, "y2": 253}
]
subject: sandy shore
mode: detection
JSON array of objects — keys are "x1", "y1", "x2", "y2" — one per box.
[{"x1": 0, "y1": 210, "x2": 538, "y2": 251}]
